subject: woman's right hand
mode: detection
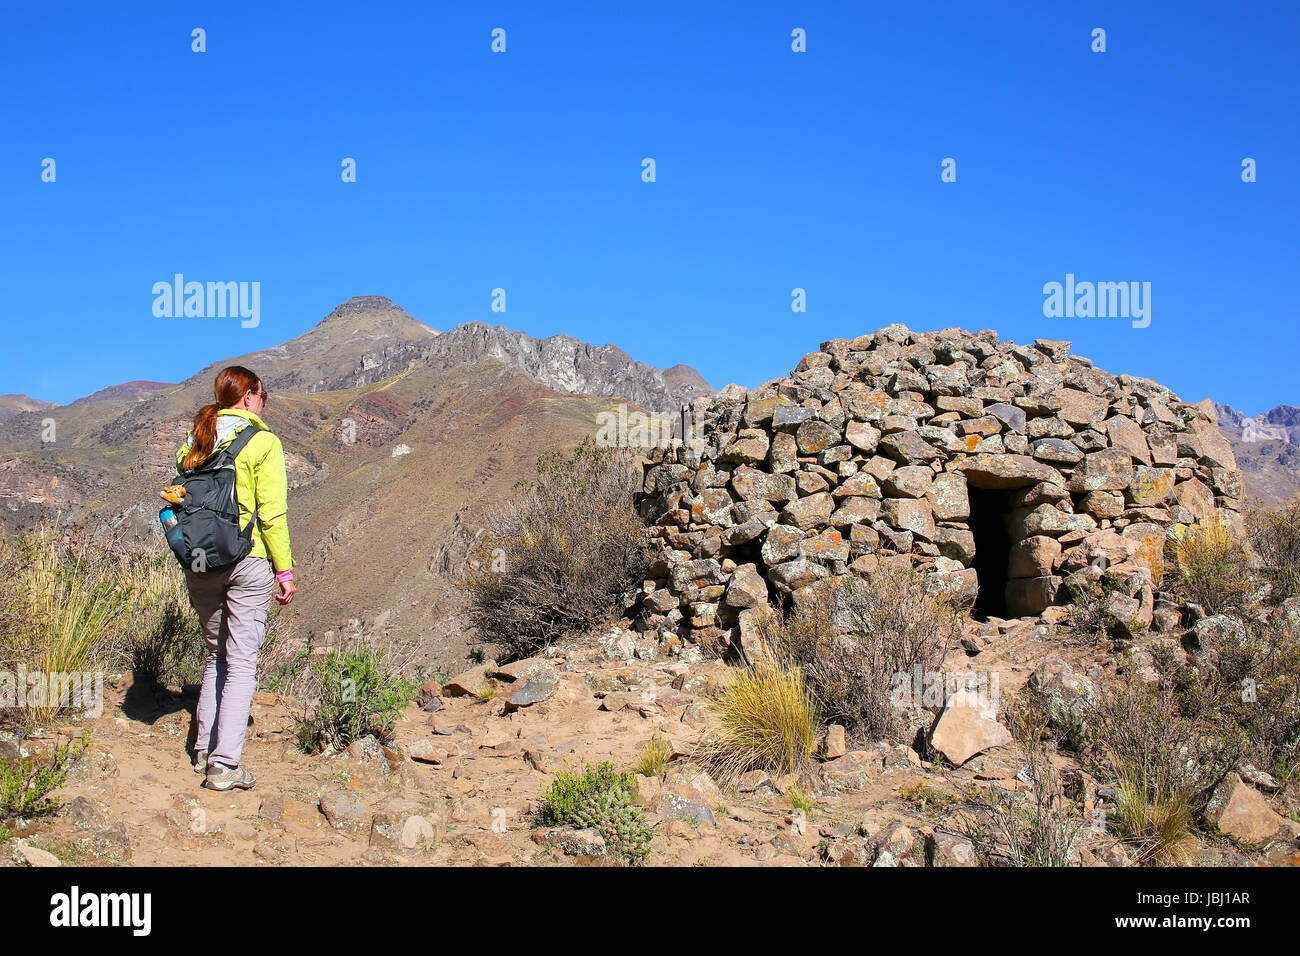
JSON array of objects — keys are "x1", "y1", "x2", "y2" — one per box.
[{"x1": 276, "y1": 579, "x2": 297, "y2": 605}]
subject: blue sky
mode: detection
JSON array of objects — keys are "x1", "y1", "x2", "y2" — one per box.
[{"x1": 2, "y1": 1, "x2": 1296, "y2": 413}]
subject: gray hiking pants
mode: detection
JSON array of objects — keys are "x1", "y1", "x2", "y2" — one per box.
[{"x1": 185, "y1": 555, "x2": 275, "y2": 769}]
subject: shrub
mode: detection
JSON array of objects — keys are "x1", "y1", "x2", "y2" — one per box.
[
  {"x1": 0, "y1": 735, "x2": 88, "y2": 818},
  {"x1": 767, "y1": 566, "x2": 960, "y2": 741},
  {"x1": 256, "y1": 616, "x2": 312, "y2": 698},
  {"x1": 461, "y1": 439, "x2": 645, "y2": 662},
  {"x1": 899, "y1": 781, "x2": 958, "y2": 815},
  {"x1": 1080, "y1": 679, "x2": 1242, "y2": 865},
  {"x1": 296, "y1": 648, "x2": 416, "y2": 753},
  {"x1": 787, "y1": 784, "x2": 814, "y2": 816},
  {"x1": 1248, "y1": 496, "x2": 1300, "y2": 604},
  {"x1": 959, "y1": 696, "x2": 1089, "y2": 867},
  {"x1": 694, "y1": 661, "x2": 818, "y2": 784},
  {"x1": 1112, "y1": 765, "x2": 1196, "y2": 866},
  {"x1": 536, "y1": 762, "x2": 654, "y2": 865},
  {"x1": 1165, "y1": 517, "x2": 1254, "y2": 615},
  {"x1": 1164, "y1": 612, "x2": 1300, "y2": 786},
  {"x1": 1066, "y1": 576, "x2": 1146, "y2": 643}
]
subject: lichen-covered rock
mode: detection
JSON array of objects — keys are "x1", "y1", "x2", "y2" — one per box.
[{"x1": 1205, "y1": 774, "x2": 1293, "y2": 846}]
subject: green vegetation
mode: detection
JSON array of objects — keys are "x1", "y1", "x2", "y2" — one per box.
[
  {"x1": 0, "y1": 526, "x2": 217, "y2": 727},
  {"x1": 1066, "y1": 576, "x2": 1147, "y2": 643},
  {"x1": 0, "y1": 735, "x2": 88, "y2": 819},
  {"x1": 1080, "y1": 680, "x2": 1239, "y2": 865},
  {"x1": 1166, "y1": 516, "x2": 1255, "y2": 616},
  {"x1": 119, "y1": 556, "x2": 207, "y2": 687},
  {"x1": 536, "y1": 762, "x2": 654, "y2": 865},
  {"x1": 295, "y1": 647, "x2": 416, "y2": 753},
  {"x1": 1248, "y1": 497, "x2": 1300, "y2": 605},
  {"x1": 631, "y1": 735, "x2": 670, "y2": 778},
  {"x1": 0, "y1": 528, "x2": 127, "y2": 725},
  {"x1": 787, "y1": 784, "x2": 814, "y2": 816},
  {"x1": 899, "y1": 781, "x2": 958, "y2": 815},
  {"x1": 960, "y1": 697, "x2": 1089, "y2": 867}
]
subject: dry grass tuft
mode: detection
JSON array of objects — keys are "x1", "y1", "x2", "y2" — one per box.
[
  {"x1": 1165, "y1": 516, "x2": 1254, "y2": 615},
  {"x1": 695, "y1": 661, "x2": 818, "y2": 785}
]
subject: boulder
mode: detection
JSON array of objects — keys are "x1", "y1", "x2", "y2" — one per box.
[
  {"x1": 1008, "y1": 535, "x2": 1062, "y2": 579},
  {"x1": 951, "y1": 455, "x2": 1064, "y2": 489},
  {"x1": 1206, "y1": 774, "x2": 1292, "y2": 845},
  {"x1": 1125, "y1": 466, "x2": 1175, "y2": 507},
  {"x1": 1106, "y1": 416, "x2": 1152, "y2": 465},
  {"x1": 768, "y1": 558, "x2": 829, "y2": 594},
  {"x1": 927, "y1": 473, "x2": 970, "y2": 520},
  {"x1": 883, "y1": 465, "x2": 934, "y2": 498},
  {"x1": 880, "y1": 498, "x2": 936, "y2": 541},
  {"x1": 1005, "y1": 575, "x2": 1062, "y2": 617},
  {"x1": 1066, "y1": 450, "x2": 1134, "y2": 493},
  {"x1": 930, "y1": 690, "x2": 1012, "y2": 766},
  {"x1": 796, "y1": 420, "x2": 842, "y2": 454},
  {"x1": 781, "y1": 492, "x2": 835, "y2": 530},
  {"x1": 725, "y1": 563, "x2": 768, "y2": 608}
]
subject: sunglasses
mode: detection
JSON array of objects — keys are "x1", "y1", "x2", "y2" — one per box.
[{"x1": 250, "y1": 386, "x2": 269, "y2": 404}]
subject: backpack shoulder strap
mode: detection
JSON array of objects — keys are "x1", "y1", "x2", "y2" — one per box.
[
  {"x1": 222, "y1": 424, "x2": 263, "y2": 461},
  {"x1": 179, "y1": 423, "x2": 264, "y2": 476}
]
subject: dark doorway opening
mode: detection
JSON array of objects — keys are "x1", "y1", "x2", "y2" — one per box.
[{"x1": 968, "y1": 487, "x2": 1012, "y2": 621}]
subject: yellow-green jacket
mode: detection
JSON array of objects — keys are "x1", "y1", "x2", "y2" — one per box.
[{"x1": 176, "y1": 409, "x2": 296, "y2": 573}]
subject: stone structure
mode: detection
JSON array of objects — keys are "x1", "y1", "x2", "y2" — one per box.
[{"x1": 634, "y1": 325, "x2": 1242, "y2": 647}]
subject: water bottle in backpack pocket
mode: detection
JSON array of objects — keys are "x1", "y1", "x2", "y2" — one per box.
[{"x1": 159, "y1": 425, "x2": 261, "y2": 573}]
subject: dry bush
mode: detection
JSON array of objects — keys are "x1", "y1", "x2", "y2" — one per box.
[
  {"x1": 766, "y1": 566, "x2": 961, "y2": 742},
  {"x1": 694, "y1": 661, "x2": 818, "y2": 785},
  {"x1": 1248, "y1": 496, "x2": 1300, "y2": 604},
  {"x1": 959, "y1": 695, "x2": 1090, "y2": 867},
  {"x1": 1164, "y1": 612, "x2": 1300, "y2": 786},
  {"x1": 1081, "y1": 679, "x2": 1241, "y2": 865},
  {"x1": 117, "y1": 554, "x2": 206, "y2": 687},
  {"x1": 461, "y1": 439, "x2": 645, "y2": 662},
  {"x1": 1066, "y1": 575, "x2": 1144, "y2": 643},
  {"x1": 1165, "y1": 516, "x2": 1255, "y2": 615}
]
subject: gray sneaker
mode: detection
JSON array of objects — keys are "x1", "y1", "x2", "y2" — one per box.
[
  {"x1": 193, "y1": 750, "x2": 208, "y2": 774},
  {"x1": 204, "y1": 764, "x2": 255, "y2": 792}
]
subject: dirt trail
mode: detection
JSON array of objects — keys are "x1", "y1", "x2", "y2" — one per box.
[{"x1": 4, "y1": 619, "x2": 1290, "y2": 867}]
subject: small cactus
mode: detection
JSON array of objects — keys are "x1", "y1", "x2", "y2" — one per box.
[{"x1": 537, "y1": 762, "x2": 654, "y2": 865}]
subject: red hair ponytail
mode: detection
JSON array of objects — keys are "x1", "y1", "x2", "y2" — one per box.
[{"x1": 183, "y1": 366, "x2": 262, "y2": 470}]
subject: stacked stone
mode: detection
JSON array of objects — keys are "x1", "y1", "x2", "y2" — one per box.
[{"x1": 635, "y1": 324, "x2": 1242, "y2": 649}]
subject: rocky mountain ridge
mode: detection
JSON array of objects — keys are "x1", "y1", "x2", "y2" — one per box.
[
  {"x1": 0, "y1": 297, "x2": 715, "y2": 666},
  {"x1": 425, "y1": 322, "x2": 715, "y2": 413},
  {"x1": 1213, "y1": 402, "x2": 1300, "y2": 508}
]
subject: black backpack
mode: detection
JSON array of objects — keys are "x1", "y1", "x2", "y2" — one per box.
[{"x1": 163, "y1": 425, "x2": 261, "y2": 573}]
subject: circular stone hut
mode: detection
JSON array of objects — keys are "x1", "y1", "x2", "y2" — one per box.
[{"x1": 634, "y1": 324, "x2": 1242, "y2": 653}]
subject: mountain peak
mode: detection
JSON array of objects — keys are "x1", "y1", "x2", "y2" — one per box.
[
  {"x1": 72, "y1": 381, "x2": 175, "y2": 405},
  {"x1": 316, "y1": 296, "x2": 439, "y2": 335}
]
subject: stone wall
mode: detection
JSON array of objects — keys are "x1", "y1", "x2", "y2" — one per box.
[{"x1": 634, "y1": 324, "x2": 1242, "y2": 651}]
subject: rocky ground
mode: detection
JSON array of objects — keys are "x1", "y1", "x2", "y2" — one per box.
[{"x1": 5, "y1": 615, "x2": 1299, "y2": 868}]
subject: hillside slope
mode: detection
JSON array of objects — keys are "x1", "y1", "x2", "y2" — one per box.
[{"x1": 0, "y1": 297, "x2": 714, "y2": 665}]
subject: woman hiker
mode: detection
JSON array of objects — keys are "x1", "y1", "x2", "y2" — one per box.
[{"x1": 176, "y1": 365, "x2": 297, "y2": 791}]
